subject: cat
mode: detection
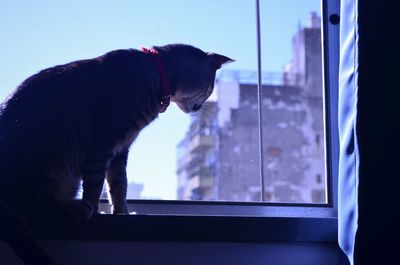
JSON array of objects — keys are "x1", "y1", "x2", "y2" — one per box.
[{"x1": 0, "y1": 44, "x2": 232, "y2": 264}]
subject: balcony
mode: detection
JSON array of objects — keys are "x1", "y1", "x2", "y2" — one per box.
[
  {"x1": 187, "y1": 175, "x2": 214, "y2": 190},
  {"x1": 189, "y1": 134, "x2": 215, "y2": 152}
]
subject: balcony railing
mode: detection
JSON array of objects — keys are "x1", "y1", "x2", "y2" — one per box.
[{"x1": 216, "y1": 70, "x2": 304, "y2": 86}]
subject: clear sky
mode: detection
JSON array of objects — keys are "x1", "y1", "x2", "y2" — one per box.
[{"x1": 0, "y1": 0, "x2": 320, "y2": 199}]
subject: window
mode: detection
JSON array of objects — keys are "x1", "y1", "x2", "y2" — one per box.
[{"x1": 0, "y1": 0, "x2": 339, "y2": 217}]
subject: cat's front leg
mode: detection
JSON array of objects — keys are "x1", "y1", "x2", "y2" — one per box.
[
  {"x1": 106, "y1": 150, "x2": 129, "y2": 214},
  {"x1": 82, "y1": 173, "x2": 106, "y2": 215}
]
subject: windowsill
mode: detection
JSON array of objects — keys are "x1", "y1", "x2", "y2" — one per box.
[{"x1": 21, "y1": 214, "x2": 337, "y2": 243}]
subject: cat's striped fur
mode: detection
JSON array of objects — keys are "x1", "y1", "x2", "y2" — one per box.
[{"x1": 0, "y1": 44, "x2": 232, "y2": 264}]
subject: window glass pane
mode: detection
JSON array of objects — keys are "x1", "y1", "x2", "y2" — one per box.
[
  {"x1": 0, "y1": 0, "x2": 258, "y2": 201},
  {"x1": 259, "y1": 0, "x2": 326, "y2": 203},
  {"x1": 175, "y1": 2, "x2": 260, "y2": 201},
  {"x1": 0, "y1": 0, "x2": 326, "y2": 204}
]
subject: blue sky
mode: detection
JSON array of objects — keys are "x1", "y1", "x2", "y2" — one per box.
[{"x1": 0, "y1": 0, "x2": 320, "y2": 199}]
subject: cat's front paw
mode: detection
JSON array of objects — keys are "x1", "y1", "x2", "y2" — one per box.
[{"x1": 112, "y1": 204, "x2": 129, "y2": 215}]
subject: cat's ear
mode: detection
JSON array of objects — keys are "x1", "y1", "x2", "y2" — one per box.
[{"x1": 207, "y1": 53, "x2": 235, "y2": 69}]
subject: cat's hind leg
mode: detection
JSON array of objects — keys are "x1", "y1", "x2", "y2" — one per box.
[
  {"x1": 8, "y1": 174, "x2": 94, "y2": 221},
  {"x1": 54, "y1": 199, "x2": 94, "y2": 220},
  {"x1": 53, "y1": 172, "x2": 94, "y2": 220}
]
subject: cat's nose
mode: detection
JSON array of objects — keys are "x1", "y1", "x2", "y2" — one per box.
[{"x1": 192, "y1": 104, "x2": 202, "y2": 112}]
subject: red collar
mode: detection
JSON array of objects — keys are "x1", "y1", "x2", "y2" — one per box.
[{"x1": 141, "y1": 47, "x2": 170, "y2": 113}]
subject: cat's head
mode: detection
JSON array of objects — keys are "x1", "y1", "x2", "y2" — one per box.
[{"x1": 155, "y1": 44, "x2": 233, "y2": 113}]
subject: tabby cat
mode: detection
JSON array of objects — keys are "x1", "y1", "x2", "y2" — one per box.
[{"x1": 0, "y1": 44, "x2": 233, "y2": 264}]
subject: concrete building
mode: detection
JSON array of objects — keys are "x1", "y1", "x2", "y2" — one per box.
[
  {"x1": 177, "y1": 13, "x2": 325, "y2": 203},
  {"x1": 176, "y1": 101, "x2": 218, "y2": 200}
]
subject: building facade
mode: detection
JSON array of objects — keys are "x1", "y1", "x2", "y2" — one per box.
[
  {"x1": 177, "y1": 101, "x2": 218, "y2": 200},
  {"x1": 177, "y1": 13, "x2": 325, "y2": 203}
]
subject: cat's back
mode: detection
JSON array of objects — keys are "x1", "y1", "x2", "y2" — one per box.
[
  {"x1": 0, "y1": 48, "x2": 157, "y2": 175},
  {"x1": 0, "y1": 49, "x2": 151, "y2": 127},
  {"x1": 0, "y1": 56, "x2": 102, "y2": 172},
  {"x1": 0, "y1": 58, "x2": 97, "y2": 123},
  {"x1": 0, "y1": 48, "x2": 157, "y2": 154}
]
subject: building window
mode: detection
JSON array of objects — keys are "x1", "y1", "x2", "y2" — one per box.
[{"x1": 1, "y1": 0, "x2": 339, "y2": 217}]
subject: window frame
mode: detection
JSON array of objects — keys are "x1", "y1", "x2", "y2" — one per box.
[{"x1": 99, "y1": 0, "x2": 340, "y2": 219}]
